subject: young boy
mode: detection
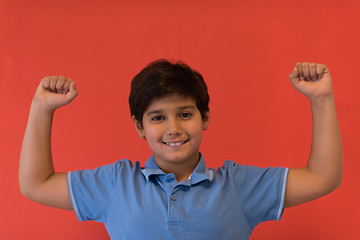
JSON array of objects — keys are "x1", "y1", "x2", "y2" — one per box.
[{"x1": 19, "y1": 60, "x2": 342, "y2": 239}]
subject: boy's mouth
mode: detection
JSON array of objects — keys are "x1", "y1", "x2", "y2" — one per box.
[{"x1": 162, "y1": 139, "x2": 189, "y2": 147}]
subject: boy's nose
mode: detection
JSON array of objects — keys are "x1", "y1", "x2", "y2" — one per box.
[{"x1": 166, "y1": 118, "x2": 182, "y2": 136}]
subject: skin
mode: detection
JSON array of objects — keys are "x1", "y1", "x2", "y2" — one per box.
[
  {"x1": 132, "y1": 95, "x2": 210, "y2": 182},
  {"x1": 285, "y1": 62, "x2": 342, "y2": 207},
  {"x1": 19, "y1": 62, "x2": 342, "y2": 211},
  {"x1": 19, "y1": 76, "x2": 77, "y2": 210}
]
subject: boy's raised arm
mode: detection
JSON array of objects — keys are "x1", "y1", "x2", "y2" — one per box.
[
  {"x1": 19, "y1": 76, "x2": 78, "y2": 210},
  {"x1": 284, "y1": 62, "x2": 343, "y2": 208}
]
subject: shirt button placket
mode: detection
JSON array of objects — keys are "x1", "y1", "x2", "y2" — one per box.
[{"x1": 168, "y1": 189, "x2": 181, "y2": 225}]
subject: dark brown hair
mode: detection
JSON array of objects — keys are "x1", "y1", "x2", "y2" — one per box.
[{"x1": 129, "y1": 59, "x2": 209, "y2": 127}]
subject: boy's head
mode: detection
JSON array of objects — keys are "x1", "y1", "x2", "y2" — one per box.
[{"x1": 129, "y1": 59, "x2": 210, "y2": 128}]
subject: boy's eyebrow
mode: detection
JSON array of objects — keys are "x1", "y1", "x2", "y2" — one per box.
[
  {"x1": 178, "y1": 105, "x2": 196, "y2": 111},
  {"x1": 146, "y1": 110, "x2": 163, "y2": 116},
  {"x1": 146, "y1": 105, "x2": 196, "y2": 116}
]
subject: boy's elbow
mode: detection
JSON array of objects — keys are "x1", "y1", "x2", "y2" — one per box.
[
  {"x1": 20, "y1": 190, "x2": 33, "y2": 201},
  {"x1": 332, "y1": 165, "x2": 343, "y2": 191},
  {"x1": 19, "y1": 182, "x2": 34, "y2": 201},
  {"x1": 19, "y1": 177, "x2": 41, "y2": 202},
  {"x1": 333, "y1": 173, "x2": 342, "y2": 190},
  {"x1": 322, "y1": 173, "x2": 342, "y2": 196},
  {"x1": 20, "y1": 184, "x2": 47, "y2": 204}
]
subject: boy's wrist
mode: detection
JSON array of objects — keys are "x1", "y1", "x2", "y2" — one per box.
[
  {"x1": 31, "y1": 98, "x2": 55, "y2": 116},
  {"x1": 309, "y1": 92, "x2": 334, "y2": 103},
  {"x1": 309, "y1": 94, "x2": 335, "y2": 109}
]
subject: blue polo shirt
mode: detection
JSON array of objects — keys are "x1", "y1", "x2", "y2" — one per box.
[{"x1": 67, "y1": 154, "x2": 288, "y2": 240}]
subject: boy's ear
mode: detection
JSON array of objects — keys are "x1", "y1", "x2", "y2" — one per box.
[
  {"x1": 132, "y1": 116, "x2": 145, "y2": 138},
  {"x1": 202, "y1": 111, "x2": 210, "y2": 131}
]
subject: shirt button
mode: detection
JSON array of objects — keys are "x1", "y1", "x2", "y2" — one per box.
[{"x1": 170, "y1": 194, "x2": 177, "y2": 201}]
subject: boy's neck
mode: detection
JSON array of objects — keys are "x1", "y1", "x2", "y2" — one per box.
[{"x1": 154, "y1": 153, "x2": 200, "y2": 183}]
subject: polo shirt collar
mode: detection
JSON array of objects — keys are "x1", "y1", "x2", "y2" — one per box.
[{"x1": 141, "y1": 153, "x2": 214, "y2": 184}]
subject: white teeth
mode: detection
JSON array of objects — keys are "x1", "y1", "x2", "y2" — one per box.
[{"x1": 164, "y1": 140, "x2": 187, "y2": 146}]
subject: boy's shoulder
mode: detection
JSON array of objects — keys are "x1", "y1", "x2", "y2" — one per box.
[{"x1": 212, "y1": 159, "x2": 289, "y2": 187}]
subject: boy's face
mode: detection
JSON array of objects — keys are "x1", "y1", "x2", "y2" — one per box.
[{"x1": 133, "y1": 94, "x2": 209, "y2": 171}]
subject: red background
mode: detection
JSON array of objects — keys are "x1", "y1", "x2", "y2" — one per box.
[{"x1": 1, "y1": 0, "x2": 359, "y2": 239}]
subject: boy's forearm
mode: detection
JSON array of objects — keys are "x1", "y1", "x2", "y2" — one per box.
[
  {"x1": 307, "y1": 94, "x2": 343, "y2": 191},
  {"x1": 19, "y1": 101, "x2": 56, "y2": 198}
]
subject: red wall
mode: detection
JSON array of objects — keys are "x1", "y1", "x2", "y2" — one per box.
[{"x1": 1, "y1": 0, "x2": 359, "y2": 239}]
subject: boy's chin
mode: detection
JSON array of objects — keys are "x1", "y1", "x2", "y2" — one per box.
[{"x1": 155, "y1": 151, "x2": 200, "y2": 164}]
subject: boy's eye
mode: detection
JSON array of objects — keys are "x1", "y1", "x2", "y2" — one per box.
[
  {"x1": 179, "y1": 113, "x2": 192, "y2": 118},
  {"x1": 151, "y1": 116, "x2": 164, "y2": 121}
]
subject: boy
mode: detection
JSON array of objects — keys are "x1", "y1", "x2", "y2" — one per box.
[{"x1": 19, "y1": 60, "x2": 342, "y2": 239}]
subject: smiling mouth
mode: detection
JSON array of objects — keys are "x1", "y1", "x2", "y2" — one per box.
[{"x1": 163, "y1": 139, "x2": 189, "y2": 147}]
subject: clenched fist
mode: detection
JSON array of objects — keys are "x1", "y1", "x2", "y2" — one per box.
[
  {"x1": 33, "y1": 76, "x2": 78, "y2": 112},
  {"x1": 289, "y1": 62, "x2": 333, "y2": 101}
]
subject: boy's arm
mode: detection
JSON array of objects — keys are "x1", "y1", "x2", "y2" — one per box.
[
  {"x1": 284, "y1": 62, "x2": 343, "y2": 208},
  {"x1": 19, "y1": 76, "x2": 78, "y2": 210}
]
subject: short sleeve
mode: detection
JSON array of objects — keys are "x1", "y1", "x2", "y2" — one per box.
[
  {"x1": 225, "y1": 161, "x2": 289, "y2": 230},
  {"x1": 67, "y1": 162, "x2": 120, "y2": 223}
]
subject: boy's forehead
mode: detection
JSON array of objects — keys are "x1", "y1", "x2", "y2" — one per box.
[{"x1": 145, "y1": 94, "x2": 197, "y2": 112}]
